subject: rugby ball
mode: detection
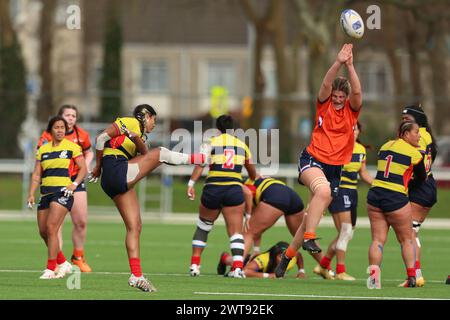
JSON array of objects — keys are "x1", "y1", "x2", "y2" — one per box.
[{"x1": 340, "y1": 9, "x2": 364, "y2": 39}]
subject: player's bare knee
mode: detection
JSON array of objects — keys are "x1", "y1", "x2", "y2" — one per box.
[
  {"x1": 251, "y1": 231, "x2": 262, "y2": 241},
  {"x1": 314, "y1": 186, "x2": 332, "y2": 203},
  {"x1": 39, "y1": 230, "x2": 47, "y2": 240},
  {"x1": 309, "y1": 177, "x2": 331, "y2": 201},
  {"x1": 74, "y1": 220, "x2": 87, "y2": 231},
  {"x1": 136, "y1": 222, "x2": 142, "y2": 234},
  {"x1": 127, "y1": 222, "x2": 142, "y2": 234},
  {"x1": 45, "y1": 223, "x2": 59, "y2": 236}
]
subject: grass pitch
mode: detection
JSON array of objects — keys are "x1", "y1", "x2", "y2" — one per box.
[{"x1": 0, "y1": 219, "x2": 449, "y2": 300}]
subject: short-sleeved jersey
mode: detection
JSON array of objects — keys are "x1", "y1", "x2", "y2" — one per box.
[
  {"x1": 254, "y1": 252, "x2": 297, "y2": 273},
  {"x1": 36, "y1": 139, "x2": 83, "y2": 196},
  {"x1": 340, "y1": 142, "x2": 367, "y2": 190},
  {"x1": 371, "y1": 139, "x2": 423, "y2": 195},
  {"x1": 307, "y1": 97, "x2": 360, "y2": 165},
  {"x1": 418, "y1": 127, "x2": 433, "y2": 176},
  {"x1": 247, "y1": 177, "x2": 286, "y2": 205},
  {"x1": 37, "y1": 126, "x2": 91, "y2": 177},
  {"x1": 103, "y1": 117, "x2": 143, "y2": 160},
  {"x1": 205, "y1": 133, "x2": 252, "y2": 186}
]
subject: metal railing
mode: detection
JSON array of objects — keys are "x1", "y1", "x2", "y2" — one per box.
[{"x1": 3, "y1": 159, "x2": 449, "y2": 214}]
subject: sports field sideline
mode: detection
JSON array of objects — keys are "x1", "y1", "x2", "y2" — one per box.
[{"x1": 2, "y1": 210, "x2": 450, "y2": 229}]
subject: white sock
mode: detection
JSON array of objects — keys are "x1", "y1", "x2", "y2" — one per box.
[{"x1": 159, "y1": 147, "x2": 189, "y2": 165}]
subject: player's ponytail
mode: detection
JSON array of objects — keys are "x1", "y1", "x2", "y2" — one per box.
[
  {"x1": 266, "y1": 241, "x2": 289, "y2": 273},
  {"x1": 402, "y1": 105, "x2": 437, "y2": 161},
  {"x1": 133, "y1": 104, "x2": 157, "y2": 137},
  {"x1": 355, "y1": 121, "x2": 372, "y2": 150},
  {"x1": 397, "y1": 121, "x2": 417, "y2": 139}
]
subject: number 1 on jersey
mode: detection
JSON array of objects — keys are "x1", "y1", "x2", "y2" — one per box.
[{"x1": 384, "y1": 155, "x2": 393, "y2": 178}]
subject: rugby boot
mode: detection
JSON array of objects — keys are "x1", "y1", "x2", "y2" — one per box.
[
  {"x1": 302, "y1": 238, "x2": 322, "y2": 253},
  {"x1": 128, "y1": 274, "x2": 157, "y2": 292},
  {"x1": 71, "y1": 255, "x2": 92, "y2": 273},
  {"x1": 274, "y1": 253, "x2": 291, "y2": 278}
]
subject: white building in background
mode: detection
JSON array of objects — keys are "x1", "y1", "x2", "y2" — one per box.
[{"x1": 12, "y1": 0, "x2": 413, "y2": 128}]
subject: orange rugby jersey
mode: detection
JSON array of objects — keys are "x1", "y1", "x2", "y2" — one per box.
[
  {"x1": 306, "y1": 97, "x2": 360, "y2": 165},
  {"x1": 37, "y1": 126, "x2": 91, "y2": 177}
]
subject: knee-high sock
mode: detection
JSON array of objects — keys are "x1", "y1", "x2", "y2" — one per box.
[
  {"x1": 230, "y1": 234, "x2": 245, "y2": 270},
  {"x1": 159, "y1": 147, "x2": 190, "y2": 165},
  {"x1": 191, "y1": 218, "x2": 214, "y2": 265}
]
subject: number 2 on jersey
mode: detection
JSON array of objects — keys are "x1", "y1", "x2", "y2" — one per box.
[
  {"x1": 384, "y1": 155, "x2": 393, "y2": 178},
  {"x1": 222, "y1": 148, "x2": 235, "y2": 170}
]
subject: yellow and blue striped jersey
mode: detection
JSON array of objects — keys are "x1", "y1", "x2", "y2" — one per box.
[
  {"x1": 247, "y1": 177, "x2": 286, "y2": 205},
  {"x1": 36, "y1": 139, "x2": 82, "y2": 195},
  {"x1": 254, "y1": 252, "x2": 297, "y2": 273},
  {"x1": 418, "y1": 127, "x2": 433, "y2": 176},
  {"x1": 103, "y1": 117, "x2": 143, "y2": 160},
  {"x1": 340, "y1": 142, "x2": 367, "y2": 190},
  {"x1": 371, "y1": 139, "x2": 423, "y2": 195},
  {"x1": 205, "y1": 133, "x2": 252, "y2": 186}
]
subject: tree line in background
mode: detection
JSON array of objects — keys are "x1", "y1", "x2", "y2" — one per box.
[
  {"x1": 240, "y1": 0, "x2": 449, "y2": 162},
  {"x1": 0, "y1": 0, "x2": 27, "y2": 158},
  {"x1": 0, "y1": 0, "x2": 122, "y2": 158},
  {"x1": 0, "y1": 0, "x2": 448, "y2": 160}
]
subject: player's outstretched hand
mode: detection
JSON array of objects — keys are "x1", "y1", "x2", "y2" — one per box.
[{"x1": 336, "y1": 43, "x2": 353, "y2": 65}]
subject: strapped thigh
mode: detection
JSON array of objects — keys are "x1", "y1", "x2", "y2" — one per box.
[
  {"x1": 309, "y1": 176, "x2": 330, "y2": 193},
  {"x1": 126, "y1": 163, "x2": 140, "y2": 183}
]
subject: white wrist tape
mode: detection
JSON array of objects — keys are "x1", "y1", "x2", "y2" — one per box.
[
  {"x1": 95, "y1": 132, "x2": 111, "y2": 151},
  {"x1": 188, "y1": 179, "x2": 196, "y2": 187},
  {"x1": 72, "y1": 181, "x2": 79, "y2": 187}
]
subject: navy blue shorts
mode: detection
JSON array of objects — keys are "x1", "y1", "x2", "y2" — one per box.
[
  {"x1": 408, "y1": 175, "x2": 437, "y2": 208},
  {"x1": 71, "y1": 175, "x2": 86, "y2": 192},
  {"x1": 38, "y1": 191, "x2": 74, "y2": 211},
  {"x1": 329, "y1": 188, "x2": 358, "y2": 226},
  {"x1": 298, "y1": 148, "x2": 343, "y2": 198},
  {"x1": 260, "y1": 184, "x2": 304, "y2": 216},
  {"x1": 101, "y1": 156, "x2": 129, "y2": 199},
  {"x1": 201, "y1": 184, "x2": 244, "y2": 210},
  {"x1": 367, "y1": 187, "x2": 409, "y2": 213}
]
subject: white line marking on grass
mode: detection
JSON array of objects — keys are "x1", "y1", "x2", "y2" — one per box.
[
  {"x1": 0, "y1": 269, "x2": 190, "y2": 276},
  {"x1": 0, "y1": 269, "x2": 445, "y2": 284},
  {"x1": 194, "y1": 292, "x2": 450, "y2": 300},
  {"x1": 1, "y1": 239, "x2": 189, "y2": 248}
]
